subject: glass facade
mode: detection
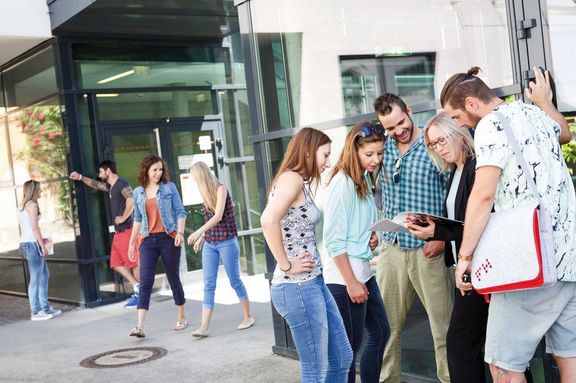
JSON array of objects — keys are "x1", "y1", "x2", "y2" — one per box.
[{"x1": 0, "y1": 45, "x2": 81, "y2": 304}]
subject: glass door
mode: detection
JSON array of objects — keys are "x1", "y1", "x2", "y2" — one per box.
[{"x1": 103, "y1": 119, "x2": 223, "y2": 272}]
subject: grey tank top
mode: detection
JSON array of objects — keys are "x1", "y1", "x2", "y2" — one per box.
[{"x1": 271, "y1": 185, "x2": 323, "y2": 284}]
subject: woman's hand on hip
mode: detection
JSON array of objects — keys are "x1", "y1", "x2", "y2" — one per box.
[{"x1": 287, "y1": 251, "x2": 315, "y2": 274}]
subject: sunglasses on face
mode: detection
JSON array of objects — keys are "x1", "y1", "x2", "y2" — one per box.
[
  {"x1": 427, "y1": 135, "x2": 451, "y2": 150},
  {"x1": 393, "y1": 157, "x2": 402, "y2": 184}
]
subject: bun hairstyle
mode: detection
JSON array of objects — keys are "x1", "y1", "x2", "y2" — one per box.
[
  {"x1": 440, "y1": 66, "x2": 494, "y2": 110},
  {"x1": 467, "y1": 66, "x2": 480, "y2": 76}
]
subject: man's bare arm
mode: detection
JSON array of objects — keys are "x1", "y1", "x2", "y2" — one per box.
[
  {"x1": 115, "y1": 187, "x2": 134, "y2": 225},
  {"x1": 69, "y1": 171, "x2": 108, "y2": 192}
]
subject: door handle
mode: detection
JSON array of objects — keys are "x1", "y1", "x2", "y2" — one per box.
[{"x1": 153, "y1": 128, "x2": 162, "y2": 157}]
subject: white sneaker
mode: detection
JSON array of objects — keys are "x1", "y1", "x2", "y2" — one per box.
[
  {"x1": 44, "y1": 307, "x2": 62, "y2": 316},
  {"x1": 31, "y1": 312, "x2": 54, "y2": 321}
]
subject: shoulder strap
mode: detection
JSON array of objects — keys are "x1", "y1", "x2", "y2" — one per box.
[{"x1": 493, "y1": 110, "x2": 541, "y2": 201}]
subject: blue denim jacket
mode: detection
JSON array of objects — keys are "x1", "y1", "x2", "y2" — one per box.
[{"x1": 133, "y1": 182, "x2": 187, "y2": 237}]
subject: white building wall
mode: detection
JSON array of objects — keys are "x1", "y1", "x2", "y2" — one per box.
[
  {"x1": 0, "y1": 0, "x2": 52, "y2": 66},
  {"x1": 250, "y1": 0, "x2": 513, "y2": 126}
]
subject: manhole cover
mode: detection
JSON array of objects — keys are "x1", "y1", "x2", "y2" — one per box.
[{"x1": 80, "y1": 347, "x2": 167, "y2": 369}]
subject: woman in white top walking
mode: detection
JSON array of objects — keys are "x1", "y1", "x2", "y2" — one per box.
[{"x1": 18, "y1": 180, "x2": 61, "y2": 321}]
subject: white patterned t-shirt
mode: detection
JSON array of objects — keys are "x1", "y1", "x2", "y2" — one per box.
[{"x1": 474, "y1": 100, "x2": 576, "y2": 282}]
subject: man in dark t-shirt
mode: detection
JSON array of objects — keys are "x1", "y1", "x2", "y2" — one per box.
[{"x1": 69, "y1": 161, "x2": 140, "y2": 309}]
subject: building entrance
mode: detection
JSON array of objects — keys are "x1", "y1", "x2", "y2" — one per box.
[{"x1": 102, "y1": 118, "x2": 225, "y2": 271}]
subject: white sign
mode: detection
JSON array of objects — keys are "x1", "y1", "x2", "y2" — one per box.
[
  {"x1": 198, "y1": 135, "x2": 212, "y2": 151},
  {"x1": 177, "y1": 153, "x2": 214, "y2": 170}
]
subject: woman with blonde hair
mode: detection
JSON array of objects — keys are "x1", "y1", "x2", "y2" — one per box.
[
  {"x1": 187, "y1": 161, "x2": 254, "y2": 337},
  {"x1": 407, "y1": 112, "x2": 487, "y2": 382},
  {"x1": 323, "y1": 121, "x2": 390, "y2": 383},
  {"x1": 18, "y1": 180, "x2": 61, "y2": 320},
  {"x1": 261, "y1": 127, "x2": 353, "y2": 382}
]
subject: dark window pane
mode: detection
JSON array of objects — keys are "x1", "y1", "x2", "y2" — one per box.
[
  {"x1": 0, "y1": 258, "x2": 27, "y2": 294},
  {"x1": 3, "y1": 47, "x2": 57, "y2": 108}
]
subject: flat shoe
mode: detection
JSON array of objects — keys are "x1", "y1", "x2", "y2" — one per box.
[
  {"x1": 172, "y1": 320, "x2": 188, "y2": 331},
  {"x1": 237, "y1": 316, "x2": 255, "y2": 330},
  {"x1": 129, "y1": 326, "x2": 145, "y2": 338},
  {"x1": 191, "y1": 328, "x2": 209, "y2": 338}
]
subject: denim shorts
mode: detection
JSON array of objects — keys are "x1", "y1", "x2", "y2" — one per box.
[{"x1": 484, "y1": 281, "x2": 576, "y2": 372}]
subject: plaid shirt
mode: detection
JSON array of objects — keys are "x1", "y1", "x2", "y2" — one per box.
[{"x1": 380, "y1": 131, "x2": 448, "y2": 249}]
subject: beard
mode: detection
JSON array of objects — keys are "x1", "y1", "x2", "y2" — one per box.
[{"x1": 394, "y1": 121, "x2": 414, "y2": 144}]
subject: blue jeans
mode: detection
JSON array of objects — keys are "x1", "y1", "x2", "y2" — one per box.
[
  {"x1": 138, "y1": 233, "x2": 186, "y2": 310},
  {"x1": 328, "y1": 276, "x2": 390, "y2": 383},
  {"x1": 271, "y1": 276, "x2": 353, "y2": 383},
  {"x1": 202, "y1": 236, "x2": 248, "y2": 309},
  {"x1": 20, "y1": 242, "x2": 50, "y2": 314}
]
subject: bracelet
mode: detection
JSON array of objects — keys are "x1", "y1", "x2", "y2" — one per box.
[
  {"x1": 457, "y1": 253, "x2": 473, "y2": 262},
  {"x1": 78, "y1": 174, "x2": 82, "y2": 181},
  {"x1": 279, "y1": 260, "x2": 292, "y2": 273}
]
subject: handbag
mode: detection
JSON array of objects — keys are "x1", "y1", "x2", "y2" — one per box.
[{"x1": 471, "y1": 111, "x2": 557, "y2": 294}]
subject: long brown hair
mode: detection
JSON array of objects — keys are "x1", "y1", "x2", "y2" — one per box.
[
  {"x1": 440, "y1": 66, "x2": 495, "y2": 110},
  {"x1": 138, "y1": 154, "x2": 170, "y2": 187},
  {"x1": 189, "y1": 161, "x2": 221, "y2": 212},
  {"x1": 328, "y1": 120, "x2": 385, "y2": 198},
  {"x1": 270, "y1": 127, "x2": 331, "y2": 189},
  {"x1": 20, "y1": 180, "x2": 41, "y2": 213}
]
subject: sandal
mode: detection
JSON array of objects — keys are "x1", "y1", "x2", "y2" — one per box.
[
  {"x1": 172, "y1": 320, "x2": 188, "y2": 331},
  {"x1": 129, "y1": 326, "x2": 145, "y2": 338}
]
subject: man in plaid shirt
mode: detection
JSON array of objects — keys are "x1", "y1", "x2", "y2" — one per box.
[{"x1": 374, "y1": 93, "x2": 453, "y2": 383}]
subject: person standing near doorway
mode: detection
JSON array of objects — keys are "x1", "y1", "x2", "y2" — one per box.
[
  {"x1": 186, "y1": 161, "x2": 254, "y2": 338},
  {"x1": 373, "y1": 93, "x2": 453, "y2": 383},
  {"x1": 69, "y1": 161, "x2": 139, "y2": 309},
  {"x1": 18, "y1": 180, "x2": 62, "y2": 321}
]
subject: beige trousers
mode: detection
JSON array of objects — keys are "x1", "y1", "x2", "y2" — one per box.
[{"x1": 376, "y1": 242, "x2": 454, "y2": 383}]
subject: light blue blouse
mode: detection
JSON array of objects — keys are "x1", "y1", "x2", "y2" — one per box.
[{"x1": 323, "y1": 172, "x2": 376, "y2": 261}]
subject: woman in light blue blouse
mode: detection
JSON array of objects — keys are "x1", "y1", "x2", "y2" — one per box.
[{"x1": 323, "y1": 121, "x2": 390, "y2": 383}]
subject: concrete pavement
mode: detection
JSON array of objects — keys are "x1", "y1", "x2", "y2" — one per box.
[{"x1": 0, "y1": 269, "x2": 300, "y2": 383}]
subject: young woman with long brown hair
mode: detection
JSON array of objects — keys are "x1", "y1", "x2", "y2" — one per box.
[
  {"x1": 261, "y1": 127, "x2": 353, "y2": 382},
  {"x1": 323, "y1": 121, "x2": 390, "y2": 383}
]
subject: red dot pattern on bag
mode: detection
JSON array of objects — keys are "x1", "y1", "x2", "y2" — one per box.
[{"x1": 475, "y1": 259, "x2": 493, "y2": 282}]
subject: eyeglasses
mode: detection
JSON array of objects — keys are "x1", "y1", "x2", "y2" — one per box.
[
  {"x1": 358, "y1": 123, "x2": 385, "y2": 139},
  {"x1": 393, "y1": 157, "x2": 402, "y2": 184},
  {"x1": 427, "y1": 135, "x2": 451, "y2": 150}
]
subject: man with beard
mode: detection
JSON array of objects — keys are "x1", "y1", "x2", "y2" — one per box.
[
  {"x1": 373, "y1": 93, "x2": 453, "y2": 383},
  {"x1": 70, "y1": 161, "x2": 140, "y2": 309},
  {"x1": 441, "y1": 67, "x2": 575, "y2": 383}
]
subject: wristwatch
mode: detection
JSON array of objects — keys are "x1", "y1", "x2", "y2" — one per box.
[{"x1": 457, "y1": 253, "x2": 473, "y2": 262}]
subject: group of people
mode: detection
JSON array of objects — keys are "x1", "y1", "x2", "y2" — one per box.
[
  {"x1": 18, "y1": 65, "x2": 575, "y2": 382},
  {"x1": 20, "y1": 156, "x2": 255, "y2": 339},
  {"x1": 262, "y1": 67, "x2": 575, "y2": 383}
]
